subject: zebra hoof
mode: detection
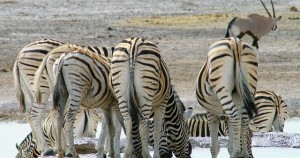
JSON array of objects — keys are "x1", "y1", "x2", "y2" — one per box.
[
  {"x1": 43, "y1": 149, "x2": 56, "y2": 156},
  {"x1": 96, "y1": 152, "x2": 106, "y2": 158},
  {"x1": 160, "y1": 152, "x2": 173, "y2": 158},
  {"x1": 65, "y1": 153, "x2": 74, "y2": 157}
]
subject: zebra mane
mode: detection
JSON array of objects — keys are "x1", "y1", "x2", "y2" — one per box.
[{"x1": 55, "y1": 44, "x2": 111, "y2": 65}]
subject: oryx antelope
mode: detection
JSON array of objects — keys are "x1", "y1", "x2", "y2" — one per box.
[{"x1": 225, "y1": 0, "x2": 281, "y2": 49}]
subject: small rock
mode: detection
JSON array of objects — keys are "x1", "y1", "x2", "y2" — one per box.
[{"x1": 290, "y1": 6, "x2": 298, "y2": 12}]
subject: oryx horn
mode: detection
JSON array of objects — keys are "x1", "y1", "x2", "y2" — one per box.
[{"x1": 259, "y1": 0, "x2": 272, "y2": 17}]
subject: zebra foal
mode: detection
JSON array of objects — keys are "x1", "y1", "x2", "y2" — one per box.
[
  {"x1": 110, "y1": 38, "x2": 191, "y2": 158},
  {"x1": 196, "y1": 37, "x2": 258, "y2": 158}
]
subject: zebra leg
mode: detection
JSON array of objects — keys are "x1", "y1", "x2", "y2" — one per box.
[
  {"x1": 102, "y1": 108, "x2": 116, "y2": 158},
  {"x1": 64, "y1": 105, "x2": 80, "y2": 158},
  {"x1": 113, "y1": 112, "x2": 122, "y2": 158},
  {"x1": 207, "y1": 113, "x2": 220, "y2": 158},
  {"x1": 152, "y1": 106, "x2": 166, "y2": 158},
  {"x1": 241, "y1": 110, "x2": 253, "y2": 158},
  {"x1": 29, "y1": 102, "x2": 55, "y2": 156},
  {"x1": 139, "y1": 117, "x2": 151, "y2": 158},
  {"x1": 96, "y1": 119, "x2": 107, "y2": 158},
  {"x1": 122, "y1": 111, "x2": 133, "y2": 158}
]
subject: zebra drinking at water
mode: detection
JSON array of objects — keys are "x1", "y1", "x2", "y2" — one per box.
[
  {"x1": 13, "y1": 39, "x2": 64, "y2": 156},
  {"x1": 196, "y1": 37, "x2": 258, "y2": 158},
  {"x1": 250, "y1": 90, "x2": 288, "y2": 132},
  {"x1": 14, "y1": 39, "x2": 116, "y2": 157},
  {"x1": 110, "y1": 37, "x2": 191, "y2": 158},
  {"x1": 15, "y1": 107, "x2": 100, "y2": 158},
  {"x1": 189, "y1": 90, "x2": 288, "y2": 137}
]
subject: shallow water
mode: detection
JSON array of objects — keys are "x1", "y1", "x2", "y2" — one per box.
[{"x1": 2, "y1": 118, "x2": 300, "y2": 158}]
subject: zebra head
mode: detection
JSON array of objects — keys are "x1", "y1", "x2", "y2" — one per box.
[
  {"x1": 260, "y1": 0, "x2": 281, "y2": 31},
  {"x1": 15, "y1": 143, "x2": 30, "y2": 158},
  {"x1": 273, "y1": 96, "x2": 288, "y2": 132}
]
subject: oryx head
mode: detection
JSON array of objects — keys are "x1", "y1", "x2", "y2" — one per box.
[{"x1": 260, "y1": 0, "x2": 281, "y2": 30}]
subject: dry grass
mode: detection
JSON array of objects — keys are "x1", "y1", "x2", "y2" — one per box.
[{"x1": 124, "y1": 13, "x2": 236, "y2": 28}]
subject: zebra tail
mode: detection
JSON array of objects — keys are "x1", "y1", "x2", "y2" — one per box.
[
  {"x1": 225, "y1": 17, "x2": 237, "y2": 38},
  {"x1": 13, "y1": 58, "x2": 26, "y2": 113},
  {"x1": 52, "y1": 57, "x2": 68, "y2": 155},
  {"x1": 33, "y1": 53, "x2": 50, "y2": 105},
  {"x1": 235, "y1": 46, "x2": 257, "y2": 119},
  {"x1": 129, "y1": 61, "x2": 140, "y2": 125}
]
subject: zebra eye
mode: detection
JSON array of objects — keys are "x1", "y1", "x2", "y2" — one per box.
[{"x1": 272, "y1": 25, "x2": 277, "y2": 30}]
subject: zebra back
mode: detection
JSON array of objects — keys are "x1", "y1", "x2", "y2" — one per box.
[{"x1": 34, "y1": 44, "x2": 112, "y2": 104}]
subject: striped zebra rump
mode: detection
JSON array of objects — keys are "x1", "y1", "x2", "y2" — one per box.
[
  {"x1": 13, "y1": 38, "x2": 64, "y2": 112},
  {"x1": 195, "y1": 37, "x2": 258, "y2": 158},
  {"x1": 111, "y1": 37, "x2": 175, "y2": 158},
  {"x1": 250, "y1": 90, "x2": 288, "y2": 132},
  {"x1": 14, "y1": 39, "x2": 115, "y2": 156},
  {"x1": 16, "y1": 107, "x2": 99, "y2": 158},
  {"x1": 52, "y1": 46, "x2": 115, "y2": 157}
]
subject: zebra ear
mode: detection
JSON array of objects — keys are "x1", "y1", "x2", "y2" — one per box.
[
  {"x1": 16, "y1": 143, "x2": 20, "y2": 150},
  {"x1": 277, "y1": 16, "x2": 282, "y2": 20}
]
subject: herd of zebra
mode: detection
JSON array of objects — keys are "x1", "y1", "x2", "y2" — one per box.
[{"x1": 13, "y1": 36, "x2": 288, "y2": 158}]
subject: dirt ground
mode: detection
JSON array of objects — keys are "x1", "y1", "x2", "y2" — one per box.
[{"x1": 0, "y1": 0, "x2": 299, "y2": 120}]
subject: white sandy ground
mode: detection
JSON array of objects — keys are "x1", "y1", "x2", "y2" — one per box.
[{"x1": 2, "y1": 118, "x2": 300, "y2": 158}]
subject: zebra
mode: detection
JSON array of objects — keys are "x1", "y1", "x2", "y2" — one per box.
[
  {"x1": 134, "y1": 85, "x2": 193, "y2": 158},
  {"x1": 250, "y1": 90, "x2": 288, "y2": 132},
  {"x1": 15, "y1": 106, "x2": 100, "y2": 158},
  {"x1": 225, "y1": 0, "x2": 281, "y2": 49},
  {"x1": 13, "y1": 39, "x2": 65, "y2": 156},
  {"x1": 188, "y1": 113, "x2": 228, "y2": 137},
  {"x1": 13, "y1": 38, "x2": 115, "y2": 156},
  {"x1": 110, "y1": 37, "x2": 191, "y2": 158},
  {"x1": 190, "y1": 90, "x2": 288, "y2": 137},
  {"x1": 195, "y1": 37, "x2": 258, "y2": 158},
  {"x1": 33, "y1": 44, "x2": 121, "y2": 157},
  {"x1": 50, "y1": 44, "x2": 124, "y2": 158}
]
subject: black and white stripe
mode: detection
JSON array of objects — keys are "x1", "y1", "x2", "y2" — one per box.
[
  {"x1": 110, "y1": 38, "x2": 191, "y2": 158},
  {"x1": 250, "y1": 90, "x2": 288, "y2": 132},
  {"x1": 188, "y1": 113, "x2": 228, "y2": 137},
  {"x1": 14, "y1": 39, "x2": 115, "y2": 156},
  {"x1": 16, "y1": 107, "x2": 99, "y2": 158},
  {"x1": 196, "y1": 37, "x2": 258, "y2": 158},
  {"x1": 51, "y1": 45, "x2": 121, "y2": 158},
  {"x1": 13, "y1": 39, "x2": 65, "y2": 156}
]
